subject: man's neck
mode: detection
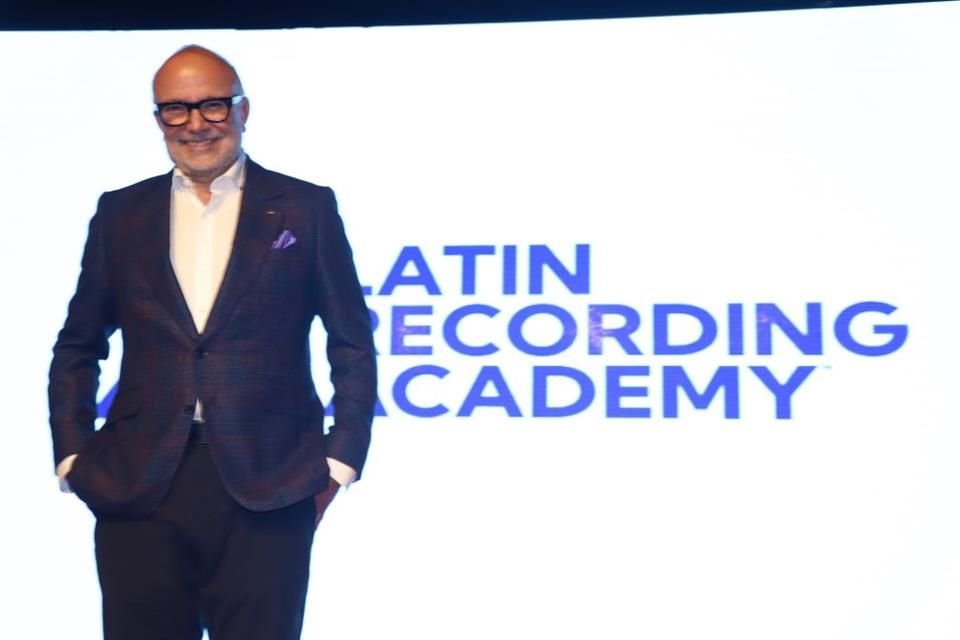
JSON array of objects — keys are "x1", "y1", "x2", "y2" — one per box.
[
  {"x1": 175, "y1": 152, "x2": 246, "y2": 205},
  {"x1": 192, "y1": 180, "x2": 214, "y2": 205}
]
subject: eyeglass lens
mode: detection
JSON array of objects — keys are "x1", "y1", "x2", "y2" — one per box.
[{"x1": 159, "y1": 99, "x2": 231, "y2": 125}]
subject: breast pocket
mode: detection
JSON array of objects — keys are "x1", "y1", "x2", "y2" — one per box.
[{"x1": 253, "y1": 247, "x2": 315, "y2": 314}]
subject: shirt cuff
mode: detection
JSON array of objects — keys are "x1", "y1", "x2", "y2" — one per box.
[
  {"x1": 56, "y1": 454, "x2": 78, "y2": 493},
  {"x1": 327, "y1": 457, "x2": 357, "y2": 489}
]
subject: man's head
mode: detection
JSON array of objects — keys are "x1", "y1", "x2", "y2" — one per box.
[{"x1": 153, "y1": 46, "x2": 249, "y2": 184}]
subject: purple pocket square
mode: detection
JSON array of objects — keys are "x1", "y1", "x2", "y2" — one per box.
[{"x1": 271, "y1": 229, "x2": 297, "y2": 250}]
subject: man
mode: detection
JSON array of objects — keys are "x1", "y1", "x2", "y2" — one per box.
[{"x1": 48, "y1": 45, "x2": 376, "y2": 640}]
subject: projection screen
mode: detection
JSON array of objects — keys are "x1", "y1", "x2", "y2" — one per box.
[{"x1": 1, "y1": 2, "x2": 958, "y2": 638}]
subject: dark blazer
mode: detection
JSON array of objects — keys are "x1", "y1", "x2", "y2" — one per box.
[{"x1": 49, "y1": 160, "x2": 377, "y2": 516}]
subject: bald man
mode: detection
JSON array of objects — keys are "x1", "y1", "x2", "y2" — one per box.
[{"x1": 49, "y1": 45, "x2": 376, "y2": 640}]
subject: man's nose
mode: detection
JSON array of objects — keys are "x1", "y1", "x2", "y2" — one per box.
[{"x1": 185, "y1": 107, "x2": 208, "y2": 132}]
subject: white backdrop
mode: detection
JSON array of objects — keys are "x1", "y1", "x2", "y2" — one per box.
[{"x1": 2, "y1": 2, "x2": 959, "y2": 638}]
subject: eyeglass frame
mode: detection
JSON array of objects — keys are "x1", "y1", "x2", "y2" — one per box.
[{"x1": 154, "y1": 95, "x2": 246, "y2": 126}]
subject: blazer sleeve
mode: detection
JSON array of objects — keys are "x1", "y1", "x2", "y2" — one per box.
[
  {"x1": 313, "y1": 188, "x2": 377, "y2": 478},
  {"x1": 48, "y1": 196, "x2": 118, "y2": 468}
]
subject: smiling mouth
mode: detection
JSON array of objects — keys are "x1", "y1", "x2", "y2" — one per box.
[{"x1": 180, "y1": 138, "x2": 220, "y2": 148}]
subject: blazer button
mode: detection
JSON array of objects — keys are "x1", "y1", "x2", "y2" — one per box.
[{"x1": 196, "y1": 348, "x2": 208, "y2": 358}]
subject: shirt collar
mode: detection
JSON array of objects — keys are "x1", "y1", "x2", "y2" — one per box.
[{"x1": 172, "y1": 151, "x2": 247, "y2": 193}]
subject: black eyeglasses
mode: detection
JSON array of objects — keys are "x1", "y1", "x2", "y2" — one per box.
[{"x1": 155, "y1": 95, "x2": 245, "y2": 126}]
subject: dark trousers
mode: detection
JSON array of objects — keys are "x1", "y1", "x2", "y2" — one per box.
[{"x1": 94, "y1": 433, "x2": 317, "y2": 640}]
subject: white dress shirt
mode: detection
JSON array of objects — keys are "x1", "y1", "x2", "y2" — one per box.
[
  {"x1": 58, "y1": 153, "x2": 355, "y2": 489},
  {"x1": 170, "y1": 153, "x2": 244, "y2": 337}
]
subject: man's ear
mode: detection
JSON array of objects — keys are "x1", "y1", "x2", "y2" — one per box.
[{"x1": 239, "y1": 97, "x2": 250, "y2": 132}]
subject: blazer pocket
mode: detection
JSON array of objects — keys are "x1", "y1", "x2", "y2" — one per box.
[{"x1": 104, "y1": 388, "x2": 140, "y2": 425}]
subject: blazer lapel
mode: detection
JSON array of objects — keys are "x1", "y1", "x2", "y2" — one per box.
[
  {"x1": 140, "y1": 173, "x2": 202, "y2": 343},
  {"x1": 201, "y1": 161, "x2": 284, "y2": 340}
]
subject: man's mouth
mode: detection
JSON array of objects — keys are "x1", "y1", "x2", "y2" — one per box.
[{"x1": 179, "y1": 137, "x2": 220, "y2": 148}]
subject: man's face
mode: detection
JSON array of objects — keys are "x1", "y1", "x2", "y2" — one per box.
[{"x1": 153, "y1": 52, "x2": 249, "y2": 183}]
